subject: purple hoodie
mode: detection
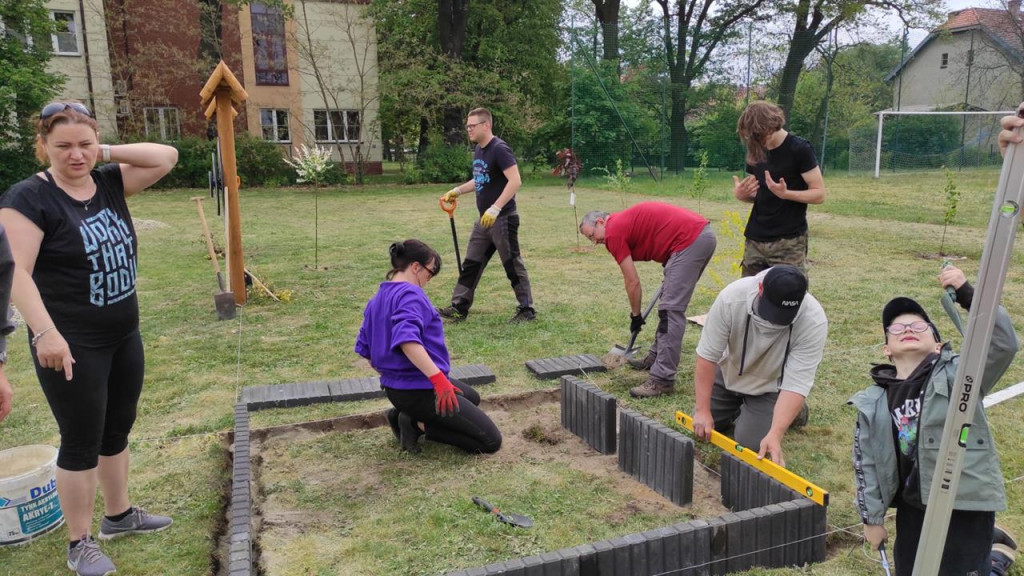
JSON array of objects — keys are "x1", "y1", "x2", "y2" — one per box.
[{"x1": 355, "y1": 281, "x2": 450, "y2": 390}]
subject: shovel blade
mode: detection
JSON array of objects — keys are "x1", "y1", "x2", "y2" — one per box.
[
  {"x1": 498, "y1": 512, "x2": 533, "y2": 528},
  {"x1": 215, "y1": 291, "x2": 236, "y2": 320},
  {"x1": 602, "y1": 344, "x2": 640, "y2": 369}
]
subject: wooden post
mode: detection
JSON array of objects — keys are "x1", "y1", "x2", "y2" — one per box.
[{"x1": 200, "y1": 61, "x2": 249, "y2": 305}]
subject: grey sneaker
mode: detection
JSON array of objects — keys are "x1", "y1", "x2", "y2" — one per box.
[
  {"x1": 67, "y1": 536, "x2": 115, "y2": 576},
  {"x1": 626, "y1": 351, "x2": 656, "y2": 371},
  {"x1": 509, "y1": 306, "x2": 536, "y2": 324},
  {"x1": 98, "y1": 507, "x2": 172, "y2": 540},
  {"x1": 629, "y1": 377, "x2": 675, "y2": 398},
  {"x1": 991, "y1": 543, "x2": 1016, "y2": 576},
  {"x1": 438, "y1": 306, "x2": 467, "y2": 322}
]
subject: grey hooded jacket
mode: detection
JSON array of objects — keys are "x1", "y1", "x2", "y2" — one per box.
[{"x1": 849, "y1": 290, "x2": 1017, "y2": 525}]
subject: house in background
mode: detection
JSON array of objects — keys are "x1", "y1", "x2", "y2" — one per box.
[
  {"x1": 886, "y1": 0, "x2": 1024, "y2": 112},
  {"x1": 42, "y1": 0, "x2": 117, "y2": 137},
  {"x1": 44, "y1": 0, "x2": 381, "y2": 174}
]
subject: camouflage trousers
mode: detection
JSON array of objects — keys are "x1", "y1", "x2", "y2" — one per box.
[{"x1": 741, "y1": 234, "x2": 807, "y2": 277}]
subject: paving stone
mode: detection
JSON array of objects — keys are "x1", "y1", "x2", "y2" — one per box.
[
  {"x1": 560, "y1": 377, "x2": 569, "y2": 429},
  {"x1": 525, "y1": 354, "x2": 606, "y2": 379},
  {"x1": 539, "y1": 552, "x2": 561, "y2": 576},
  {"x1": 765, "y1": 503, "x2": 786, "y2": 567},
  {"x1": 638, "y1": 416, "x2": 651, "y2": 486},
  {"x1": 574, "y1": 543, "x2": 597, "y2": 575},
  {"x1": 601, "y1": 393, "x2": 617, "y2": 455},
  {"x1": 450, "y1": 364, "x2": 496, "y2": 387},
  {"x1": 503, "y1": 557, "x2": 526, "y2": 576},
  {"x1": 675, "y1": 521, "x2": 696, "y2": 574},
  {"x1": 642, "y1": 527, "x2": 667, "y2": 575},
  {"x1": 779, "y1": 500, "x2": 800, "y2": 566},
  {"x1": 556, "y1": 547, "x2": 580, "y2": 576}
]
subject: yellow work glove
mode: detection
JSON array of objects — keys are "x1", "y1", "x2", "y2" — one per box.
[
  {"x1": 442, "y1": 188, "x2": 460, "y2": 202},
  {"x1": 480, "y1": 205, "x2": 501, "y2": 228}
]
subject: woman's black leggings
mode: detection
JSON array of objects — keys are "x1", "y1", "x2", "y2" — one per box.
[
  {"x1": 32, "y1": 331, "x2": 145, "y2": 471},
  {"x1": 385, "y1": 379, "x2": 502, "y2": 454}
]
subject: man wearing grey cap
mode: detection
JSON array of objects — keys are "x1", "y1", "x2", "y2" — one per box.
[{"x1": 692, "y1": 265, "x2": 827, "y2": 466}]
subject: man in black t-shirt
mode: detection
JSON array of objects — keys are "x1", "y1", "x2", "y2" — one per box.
[
  {"x1": 734, "y1": 101, "x2": 826, "y2": 277},
  {"x1": 439, "y1": 107, "x2": 535, "y2": 324}
]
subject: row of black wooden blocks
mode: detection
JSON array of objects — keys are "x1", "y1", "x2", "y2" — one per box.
[
  {"x1": 720, "y1": 454, "x2": 801, "y2": 512},
  {"x1": 228, "y1": 403, "x2": 252, "y2": 576},
  {"x1": 239, "y1": 364, "x2": 496, "y2": 411},
  {"x1": 618, "y1": 409, "x2": 694, "y2": 507},
  {"x1": 446, "y1": 497, "x2": 825, "y2": 576},
  {"x1": 525, "y1": 355, "x2": 606, "y2": 380},
  {"x1": 560, "y1": 376, "x2": 617, "y2": 454}
]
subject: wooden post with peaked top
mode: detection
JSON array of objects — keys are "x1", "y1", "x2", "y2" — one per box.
[{"x1": 200, "y1": 61, "x2": 249, "y2": 305}]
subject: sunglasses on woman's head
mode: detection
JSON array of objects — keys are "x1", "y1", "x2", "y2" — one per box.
[{"x1": 40, "y1": 102, "x2": 92, "y2": 120}]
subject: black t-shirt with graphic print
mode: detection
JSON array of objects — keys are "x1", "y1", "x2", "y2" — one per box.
[
  {"x1": 1, "y1": 164, "x2": 139, "y2": 346},
  {"x1": 872, "y1": 353, "x2": 938, "y2": 510},
  {"x1": 473, "y1": 136, "x2": 518, "y2": 216},
  {"x1": 743, "y1": 133, "x2": 819, "y2": 242}
]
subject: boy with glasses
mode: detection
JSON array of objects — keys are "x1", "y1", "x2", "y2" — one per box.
[
  {"x1": 438, "y1": 107, "x2": 535, "y2": 324},
  {"x1": 850, "y1": 266, "x2": 1018, "y2": 575}
]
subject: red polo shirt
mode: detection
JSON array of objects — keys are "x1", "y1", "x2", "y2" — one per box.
[{"x1": 604, "y1": 202, "x2": 708, "y2": 264}]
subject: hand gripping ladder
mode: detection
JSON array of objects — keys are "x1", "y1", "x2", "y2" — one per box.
[{"x1": 912, "y1": 114, "x2": 1024, "y2": 575}]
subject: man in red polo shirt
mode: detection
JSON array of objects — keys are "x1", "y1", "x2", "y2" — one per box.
[{"x1": 580, "y1": 202, "x2": 716, "y2": 397}]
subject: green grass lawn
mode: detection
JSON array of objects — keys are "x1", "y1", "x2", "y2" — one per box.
[{"x1": 1, "y1": 166, "x2": 1023, "y2": 575}]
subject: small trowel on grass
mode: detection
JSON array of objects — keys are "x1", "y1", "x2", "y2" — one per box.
[
  {"x1": 472, "y1": 496, "x2": 533, "y2": 528},
  {"x1": 602, "y1": 283, "x2": 663, "y2": 369}
]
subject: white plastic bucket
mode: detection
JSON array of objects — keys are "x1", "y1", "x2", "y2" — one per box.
[{"x1": 0, "y1": 445, "x2": 64, "y2": 546}]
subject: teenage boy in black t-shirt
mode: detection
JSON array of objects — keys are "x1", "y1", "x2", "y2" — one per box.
[
  {"x1": 439, "y1": 107, "x2": 535, "y2": 324},
  {"x1": 733, "y1": 101, "x2": 826, "y2": 277}
]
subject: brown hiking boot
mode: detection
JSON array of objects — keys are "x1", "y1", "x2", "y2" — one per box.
[
  {"x1": 629, "y1": 376, "x2": 675, "y2": 398},
  {"x1": 627, "y1": 351, "x2": 656, "y2": 371}
]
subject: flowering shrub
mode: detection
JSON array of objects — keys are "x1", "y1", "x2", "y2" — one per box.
[{"x1": 284, "y1": 144, "x2": 334, "y2": 186}]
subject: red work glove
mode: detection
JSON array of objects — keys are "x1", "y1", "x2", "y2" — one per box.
[{"x1": 429, "y1": 372, "x2": 460, "y2": 417}]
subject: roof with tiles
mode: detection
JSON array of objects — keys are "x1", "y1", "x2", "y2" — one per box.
[{"x1": 938, "y1": 6, "x2": 1024, "y2": 51}]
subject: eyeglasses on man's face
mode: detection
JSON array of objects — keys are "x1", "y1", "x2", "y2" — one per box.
[
  {"x1": 465, "y1": 121, "x2": 485, "y2": 131},
  {"x1": 41, "y1": 102, "x2": 92, "y2": 120},
  {"x1": 886, "y1": 321, "x2": 931, "y2": 336}
]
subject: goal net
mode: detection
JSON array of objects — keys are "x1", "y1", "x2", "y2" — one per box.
[{"x1": 848, "y1": 110, "x2": 1014, "y2": 177}]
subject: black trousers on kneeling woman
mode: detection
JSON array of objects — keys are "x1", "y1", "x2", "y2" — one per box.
[{"x1": 385, "y1": 379, "x2": 502, "y2": 454}]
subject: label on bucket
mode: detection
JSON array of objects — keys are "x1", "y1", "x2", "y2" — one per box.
[{"x1": 0, "y1": 478, "x2": 61, "y2": 542}]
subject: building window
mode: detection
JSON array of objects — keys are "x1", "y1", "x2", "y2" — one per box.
[
  {"x1": 314, "y1": 109, "x2": 361, "y2": 142},
  {"x1": 940, "y1": 53, "x2": 948, "y2": 68},
  {"x1": 51, "y1": 11, "x2": 78, "y2": 55},
  {"x1": 144, "y1": 107, "x2": 181, "y2": 140},
  {"x1": 260, "y1": 108, "x2": 290, "y2": 142},
  {"x1": 251, "y1": 3, "x2": 288, "y2": 86}
]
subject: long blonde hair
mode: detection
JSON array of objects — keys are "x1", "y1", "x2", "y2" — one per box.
[{"x1": 737, "y1": 101, "x2": 785, "y2": 165}]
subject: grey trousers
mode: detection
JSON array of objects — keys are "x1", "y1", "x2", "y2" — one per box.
[
  {"x1": 450, "y1": 211, "x2": 532, "y2": 313},
  {"x1": 649, "y1": 225, "x2": 716, "y2": 383},
  {"x1": 709, "y1": 366, "x2": 779, "y2": 451}
]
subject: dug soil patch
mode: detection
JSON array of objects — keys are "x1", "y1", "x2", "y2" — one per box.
[{"x1": 253, "y1": 393, "x2": 727, "y2": 576}]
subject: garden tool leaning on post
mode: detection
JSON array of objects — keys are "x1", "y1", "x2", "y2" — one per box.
[
  {"x1": 192, "y1": 196, "x2": 236, "y2": 320},
  {"x1": 440, "y1": 196, "x2": 464, "y2": 274}
]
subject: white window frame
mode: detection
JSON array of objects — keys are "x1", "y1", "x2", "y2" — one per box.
[
  {"x1": 260, "y1": 108, "x2": 291, "y2": 142},
  {"x1": 144, "y1": 107, "x2": 181, "y2": 141},
  {"x1": 313, "y1": 109, "x2": 361, "y2": 143},
  {"x1": 50, "y1": 10, "x2": 79, "y2": 56}
]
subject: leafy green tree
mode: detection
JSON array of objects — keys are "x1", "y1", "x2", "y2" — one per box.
[
  {"x1": 653, "y1": 0, "x2": 766, "y2": 171},
  {"x1": 772, "y1": 0, "x2": 943, "y2": 120},
  {"x1": 0, "y1": 0, "x2": 62, "y2": 188}
]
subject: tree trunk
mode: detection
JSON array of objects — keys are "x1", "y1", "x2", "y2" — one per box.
[
  {"x1": 418, "y1": 116, "x2": 430, "y2": 156},
  {"x1": 439, "y1": 0, "x2": 470, "y2": 146},
  {"x1": 668, "y1": 82, "x2": 690, "y2": 171},
  {"x1": 776, "y1": 29, "x2": 816, "y2": 123},
  {"x1": 592, "y1": 0, "x2": 621, "y2": 63}
]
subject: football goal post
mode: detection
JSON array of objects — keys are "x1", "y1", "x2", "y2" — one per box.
[{"x1": 863, "y1": 109, "x2": 1014, "y2": 178}]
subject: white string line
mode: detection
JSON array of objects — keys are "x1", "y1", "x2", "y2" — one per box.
[{"x1": 649, "y1": 518, "x2": 885, "y2": 576}]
